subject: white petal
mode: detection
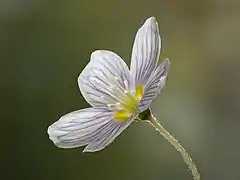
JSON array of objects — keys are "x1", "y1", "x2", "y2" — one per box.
[
  {"x1": 78, "y1": 50, "x2": 131, "y2": 107},
  {"x1": 83, "y1": 117, "x2": 134, "y2": 152},
  {"x1": 130, "y1": 17, "x2": 161, "y2": 87},
  {"x1": 47, "y1": 108, "x2": 114, "y2": 149},
  {"x1": 138, "y1": 58, "x2": 170, "y2": 112},
  {"x1": 157, "y1": 58, "x2": 170, "y2": 93}
]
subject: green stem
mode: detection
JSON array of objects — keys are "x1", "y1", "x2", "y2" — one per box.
[{"x1": 148, "y1": 111, "x2": 200, "y2": 180}]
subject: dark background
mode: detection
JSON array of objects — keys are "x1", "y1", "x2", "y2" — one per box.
[{"x1": 2, "y1": 0, "x2": 240, "y2": 180}]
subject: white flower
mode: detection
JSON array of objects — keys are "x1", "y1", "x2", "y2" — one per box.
[{"x1": 47, "y1": 17, "x2": 170, "y2": 152}]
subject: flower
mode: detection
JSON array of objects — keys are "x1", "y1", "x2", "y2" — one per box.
[{"x1": 47, "y1": 17, "x2": 170, "y2": 152}]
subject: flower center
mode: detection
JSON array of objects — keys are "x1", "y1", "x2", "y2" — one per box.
[{"x1": 114, "y1": 85, "x2": 144, "y2": 122}]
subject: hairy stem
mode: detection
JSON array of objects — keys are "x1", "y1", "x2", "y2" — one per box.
[{"x1": 148, "y1": 111, "x2": 200, "y2": 180}]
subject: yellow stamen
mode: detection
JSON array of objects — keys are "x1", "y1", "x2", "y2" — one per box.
[
  {"x1": 115, "y1": 110, "x2": 131, "y2": 121},
  {"x1": 136, "y1": 85, "x2": 144, "y2": 100},
  {"x1": 115, "y1": 85, "x2": 144, "y2": 122}
]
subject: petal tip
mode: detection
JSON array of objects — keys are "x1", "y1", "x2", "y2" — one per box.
[
  {"x1": 144, "y1": 16, "x2": 158, "y2": 27},
  {"x1": 47, "y1": 123, "x2": 55, "y2": 137},
  {"x1": 91, "y1": 49, "x2": 101, "y2": 56},
  {"x1": 47, "y1": 124, "x2": 61, "y2": 144},
  {"x1": 83, "y1": 146, "x2": 97, "y2": 153},
  {"x1": 163, "y1": 58, "x2": 170, "y2": 71},
  {"x1": 83, "y1": 144, "x2": 105, "y2": 153},
  {"x1": 90, "y1": 50, "x2": 112, "y2": 59},
  {"x1": 163, "y1": 58, "x2": 170, "y2": 67},
  {"x1": 156, "y1": 59, "x2": 170, "y2": 79},
  {"x1": 82, "y1": 148, "x2": 94, "y2": 153},
  {"x1": 90, "y1": 50, "x2": 100, "y2": 61},
  {"x1": 147, "y1": 16, "x2": 156, "y2": 21}
]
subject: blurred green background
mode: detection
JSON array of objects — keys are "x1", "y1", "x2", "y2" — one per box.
[{"x1": 2, "y1": 0, "x2": 240, "y2": 180}]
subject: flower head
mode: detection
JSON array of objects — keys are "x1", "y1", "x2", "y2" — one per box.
[{"x1": 48, "y1": 17, "x2": 170, "y2": 152}]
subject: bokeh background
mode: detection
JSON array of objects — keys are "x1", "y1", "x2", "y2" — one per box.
[{"x1": 2, "y1": 0, "x2": 240, "y2": 180}]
